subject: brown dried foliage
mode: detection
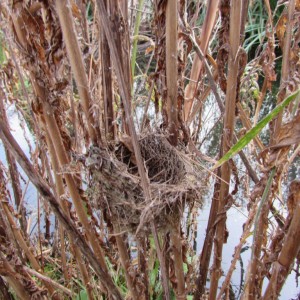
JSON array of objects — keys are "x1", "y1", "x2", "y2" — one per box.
[{"x1": 0, "y1": 1, "x2": 299, "y2": 299}]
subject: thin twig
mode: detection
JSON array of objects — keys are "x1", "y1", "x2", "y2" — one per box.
[{"x1": 23, "y1": 267, "x2": 73, "y2": 297}]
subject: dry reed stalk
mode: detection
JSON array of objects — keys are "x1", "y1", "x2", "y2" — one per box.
[
  {"x1": 0, "y1": 253, "x2": 32, "y2": 300},
  {"x1": 9, "y1": 5, "x2": 110, "y2": 288},
  {"x1": 43, "y1": 130, "x2": 68, "y2": 283},
  {"x1": 240, "y1": 1, "x2": 250, "y2": 38},
  {"x1": 194, "y1": 172, "x2": 221, "y2": 299},
  {"x1": 40, "y1": 149, "x2": 53, "y2": 242},
  {"x1": 252, "y1": 0, "x2": 275, "y2": 127},
  {"x1": 100, "y1": 4, "x2": 115, "y2": 140},
  {"x1": 242, "y1": 168, "x2": 276, "y2": 299},
  {"x1": 209, "y1": 1, "x2": 243, "y2": 299},
  {"x1": 114, "y1": 224, "x2": 139, "y2": 299},
  {"x1": 131, "y1": 0, "x2": 145, "y2": 80},
  {"x1": 166, "y1": 0, "x2": 178, "y2": 145},
  {"x1": 0, "y1": 121, "x2": 123, "y2": 300},
  {"x1": 187, "y1": 68, "x2": 218, "y2": 126},
  {"x1": 137, "y1": 237, "x2": 149, "y2": 299},
  {"x1": 36, "y1": 85, "x2": 108, "y2": 276},
  {"x1": 0, "y1": 98, "x2": 62, "y2": 299},
  {"x1": 110, "y1": 0, "x2": 131, "y2": 135},
  {"x1": 44, "y1": 128, "x2": 94, "y2": 299},
  {"x1": 262, "y1": 181, "x2": 300, "y2": 299},
  {"x1": 170, "y1": 223, "x2": 186, "y2": 299},
  {"x1": 23, "y1": 266, "x2": 73, "y2": 297},
  {"x1": 184, "y1": 0, "x2": 219, "y2": 120},
  {"x1": 273, "y1": 0, "x2": 295, "y2": 137},
  {"x1": 166, "y1": 0, "x2": 185, "y2": 293},
  {"x1": 96, "y1": 1, "x2": 171, "y2": 298},
  {"x1": 253, "y1": 76, "x2": 269, "y2": 126},
  {"x1": 4, "y1": 149, "x2": 27, "y2": 232},
  {"x1": 188, "y1": 34, "x2": 224, "y2": 120},
  {"x1": 55, "y1": 0, "x2": 98, "y2": 144},
  {"x1": 118, "y1": 0, "x2": 131, "y2": 90}
]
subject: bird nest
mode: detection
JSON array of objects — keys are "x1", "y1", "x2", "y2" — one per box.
[{"x1": 86, "y1": 134, "x2": 202, "y2": 234}]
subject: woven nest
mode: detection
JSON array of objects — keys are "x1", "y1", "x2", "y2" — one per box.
[{"x1": 87, "y1": 134, "x2": 202, "y2": 234}]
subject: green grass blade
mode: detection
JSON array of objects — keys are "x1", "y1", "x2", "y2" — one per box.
[
  {"x1": 212, "y1": 89, "x2": 300, "y2": 169},
  {"x1": 76, "y1": 289, "x2": 88, "y2": 300}
]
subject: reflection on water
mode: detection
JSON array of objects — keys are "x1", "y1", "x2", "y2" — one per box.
[
  {"x1": 197, "y1": 201, "x2": 299, "y2": 299},
  {"x1": 195, "y1": 93, "x2": 299, "y2": 299},
  {"x1": 0, "y1": 105, "x2": 40, "y2": 235}
]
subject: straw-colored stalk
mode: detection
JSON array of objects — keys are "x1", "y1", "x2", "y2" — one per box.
[
  {"x1": 166, "y1": 0, "x2": 178, "y2": 145},
  {"x1": 131, "y1": 0, "x2": 145, "y2": 80},
  {"x1": 0, "y1": 187, "x2": 62, "y2": 299},
  {"x1": 10, "y1": 8, "x2": 109, "y2": 288},
  {"x1": 114, "y1": 224, "x2": 139, "y2": 299},
  {"x1": 44, "y1": 128, "x2": 94, "y2": 299},
  {"x1": 183, "y1": 0, "x2": 219, "y2": 120},
  {"x1": 209, "y1": 1, "x2": 242, "y2": 299},
  {"x1": 194, "y1": 173, "x2": 221, "y2": 299},
  {"x1": 95, "y1": 1, "x2": 170, "y2": 298},
  {"x1": 262, "y1": 181, "x2": 300, "y2": 299},
  {"x1": 24, "y1": 266, "x2": 73, "y2": 297},
  {"x1": 0, "y1": 98, "x2": 62, "y2": 299},
  {"x1": 0, "y1": 121, "x2": 123, "y2": 300},
  {"x1": 40, "y1": 98, "x2": 107, "y2": 273},
  {"x1": 0, "y1": 252, "x2": 32, "y2": 300},
  {"x1": 101, "y1": 22, "x2": 115, "y2": 140},
  {"x1": 170, "y1": 225, "x2": 186, "y2": 299},
  {"x1": 55, "y1": 0, "x2": 98, "y2": 144},
  {"x1": 273, "y1": 0, "x2": 295, "y2": 137}
]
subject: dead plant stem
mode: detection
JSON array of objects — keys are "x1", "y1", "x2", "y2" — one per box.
[
  {"x1": 273, "y1": 0, "x2": 295, "y2": 137},
  {"x1": 209, "y1": 1, "x2": 242, "y2": 298},
  {"x1": 44, "y1": 128, "x2": 94, "y2": 298},
  {"x1": 55, "y1": 0, "x2": 98, "y2": 144},
  {"x1": 0, "y1": 120, "x2": 123, "y2": 300},
  {"x1": 96, "y1": 1, "x2": 171, "y2": 297},
  {"x1": 166, "y1": 0, "x2": 178, "y2": 145},
  {"x1": 23, "y1": 266, "x2": 73, "y2": 297}
]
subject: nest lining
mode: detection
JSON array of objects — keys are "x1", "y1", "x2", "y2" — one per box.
[{"x1": 87, "y1": 134, "x2": 202, "y2": 233}]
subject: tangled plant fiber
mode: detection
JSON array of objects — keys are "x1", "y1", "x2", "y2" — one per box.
[{"x1": 87, "y1": 134, "x2": 202, "y2": 234}]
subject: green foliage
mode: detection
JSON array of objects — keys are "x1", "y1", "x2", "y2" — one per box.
[
  {"x1": 44, "y1": 263, "x2": 61, "y2": 282},
  {"x1": 244, "y1": 1, "x2": 267, "y2": 54},
  {"x1": 76, "y1": 289, "x2": 88, "y2": 300},
  {"x1": 213, "y1": 89, "x2": 300, "y2": 169},
  {"x1": 105, "y1": 257, "x2": 128, "y2": 296}
]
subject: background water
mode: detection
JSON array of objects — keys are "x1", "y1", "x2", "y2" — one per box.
[{"x1": 197, "y1": 202, "x2": 299, "y2": 299}]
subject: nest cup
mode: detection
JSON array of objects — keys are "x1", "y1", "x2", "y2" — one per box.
[{"x1": 88, "y1": 134, "x2": 200, "y2": 234}]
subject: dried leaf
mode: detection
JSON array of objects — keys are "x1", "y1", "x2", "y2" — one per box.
[{"x1": 270, "y1": 115, "x2": 300, "y2": 149}]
